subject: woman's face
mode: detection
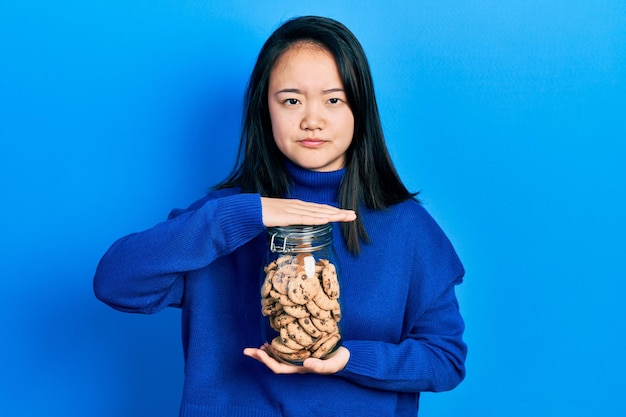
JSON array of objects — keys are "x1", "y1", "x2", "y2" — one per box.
[{"x1": 268, "y1": 44, "x2": 354, "y2": 172}]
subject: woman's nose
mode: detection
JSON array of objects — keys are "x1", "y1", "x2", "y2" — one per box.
[{"x1": 300, "y1": 103, "x2": 325, "y2": 131}]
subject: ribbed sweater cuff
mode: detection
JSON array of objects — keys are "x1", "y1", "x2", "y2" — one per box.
[
  {"x1": 216, "y1": 193, "x2": 264, "y2": 246},
  {"x1": 339, "y1": 340, "x2": 381, "y2": 376},
  {"x1": 180, "y1": 404, "x2": 280, "y2": 417}
]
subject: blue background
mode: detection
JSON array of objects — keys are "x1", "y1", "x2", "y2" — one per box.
[{"x1": 1, "y1": 1, "x2": 624, "y2": 416}]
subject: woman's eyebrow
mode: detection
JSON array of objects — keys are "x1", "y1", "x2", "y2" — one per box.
[
  {"x1": 275, "y1": 88, "x2": 301, "y2": 95},
  {"x1": 274, "y1": 87, "x2": 345, "y2": 95}
]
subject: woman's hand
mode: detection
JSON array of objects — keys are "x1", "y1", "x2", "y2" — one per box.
[
  {"x1": 261, "y1": 197, "x2": 356, "y2": 227},
  {"x1": 243, "y1": 345, "x2": 350, "y2": 375}
]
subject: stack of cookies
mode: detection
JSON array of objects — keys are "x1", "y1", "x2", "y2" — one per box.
[{"x1": 261, "y1": 254, "x2": 342, "y2": 362}]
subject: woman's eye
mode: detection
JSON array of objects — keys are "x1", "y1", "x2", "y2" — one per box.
[
  {"x1": 328, "y1": 98, "x2": 342, "y2": 104},
  {"x1": 284, "y1": 98, "x2": 300, "y2": 105}
]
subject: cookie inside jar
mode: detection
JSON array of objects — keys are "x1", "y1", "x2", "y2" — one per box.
[{"x1": 261, "y1": 224, "x2": 342, "y2": 363}]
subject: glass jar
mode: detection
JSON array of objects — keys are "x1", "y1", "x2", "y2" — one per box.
[{"x1": 260, "y1": 224, "x2": 342, "y2": 363}]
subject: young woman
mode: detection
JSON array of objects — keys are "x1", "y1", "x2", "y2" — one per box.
[{"x1": 94, "y1": 15, "x2": 467, "y2": 416}]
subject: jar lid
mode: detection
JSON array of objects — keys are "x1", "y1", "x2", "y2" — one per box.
[{"x1": 267, "y1": 224, "x2": 333, "y2": 253}]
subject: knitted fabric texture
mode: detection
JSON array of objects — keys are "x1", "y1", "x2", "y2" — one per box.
[{"x1": 94, "y1": 163, "x2": 466, "y2": 417}]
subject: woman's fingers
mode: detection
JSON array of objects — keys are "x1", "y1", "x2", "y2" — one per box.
[
  {"x1": 243, "y1": 346, "x2": 349, "y2": 375},
  {"x1": 243, "y1": 347, "x2": 307, "y2": 374},
  {"x1": 261, "y1": 197, "x2": 356, "y2": 227}
]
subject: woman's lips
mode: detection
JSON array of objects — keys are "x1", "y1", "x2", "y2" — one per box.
[{"x1": 298, "y1": 138, "x2": 326, "y2": 147}]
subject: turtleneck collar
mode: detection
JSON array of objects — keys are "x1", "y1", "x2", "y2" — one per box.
[{"x1": 284, "y1": 159, "x2": 345, "y2": 205}]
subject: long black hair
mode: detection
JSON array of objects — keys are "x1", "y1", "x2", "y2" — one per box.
[{"x1": 217, "y1": 15, "x2": 417, "y2": 254}]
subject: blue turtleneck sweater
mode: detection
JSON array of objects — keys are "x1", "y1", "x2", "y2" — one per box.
[{"x1": 94, "y1": 163, "x2": 466, "y2": 417}]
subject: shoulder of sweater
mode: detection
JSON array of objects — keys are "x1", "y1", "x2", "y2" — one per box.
[
  {"x1": 361, "y1": 199, "x2": 449, "y2": 239},
  {"x1": 363, "y1": 198, "x2": 432, "y2": 222}
]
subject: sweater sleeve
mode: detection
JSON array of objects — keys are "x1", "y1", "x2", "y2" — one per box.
[
  {"x1": 336, "y1": 204, "x2": 467, "y2": 393},
  {"x1": 93, "y1": 192, "x2": 264, "y2": 314},
  {"x1": 338, "y1": 281, "x2": 466, "y2": 393}
]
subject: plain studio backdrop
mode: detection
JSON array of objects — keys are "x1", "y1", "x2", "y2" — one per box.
[{"x1": 1, "y1": 1, "x2": 624, "y2": 416}]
